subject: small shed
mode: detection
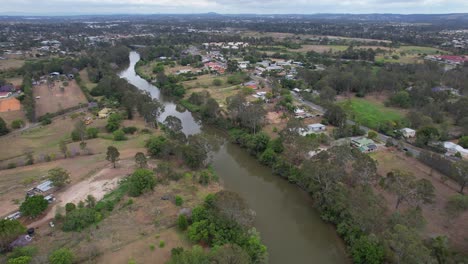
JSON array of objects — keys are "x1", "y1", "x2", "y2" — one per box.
[{"x1": 35, "y1": 180, "x2": 53, "y2": 193}]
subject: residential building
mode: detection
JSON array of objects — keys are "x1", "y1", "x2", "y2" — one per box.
[
  {"x1": 351, "y1": 138, "x2": 378, "y2": 153},
  {"x1": 98, "y1": 107, "x2": 112, "y2": 118},
  {"x1": 400, "y1": 128, "x2": 416, "y2": 138}
]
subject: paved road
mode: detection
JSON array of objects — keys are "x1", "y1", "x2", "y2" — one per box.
[{"x1": 292, "y1": 93, "x2": 422, "y2": 157}]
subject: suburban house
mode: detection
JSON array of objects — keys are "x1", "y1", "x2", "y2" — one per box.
[
  {"x1": 238, "y1": 61, "x2": 250, "y2": 69},
  {"x1": 294, "y1": 108, "x2": 306, "y2": 118},
  {"x1": 98, "y1": 108, "x2": 112, "y2": 118},
  {"x1": 351, "y1": 138, "x2": 378, "y2": 153},
  {"x1": 300, "y1": 123, "x2": 327, "y2": 136},
  {"x1": 400, "y1": 128, "x2": 416, "y2": 138},
  {"x1": 243, "y1": 81, "x2": 258, "y2": 89},
  {"x1": 444, "y1": 142, "x2": 468, "y2": 156},
  {"x1": 0, "y1": 91, "x2": 12, "y2": 99},
  {"x1": 308, "y1": 123, "x2": 326, "y2": 132}
]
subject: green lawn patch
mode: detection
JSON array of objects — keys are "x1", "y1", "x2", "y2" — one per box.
[{"x1": 340, "y1": 98, "x2": 405, "y2": 130}]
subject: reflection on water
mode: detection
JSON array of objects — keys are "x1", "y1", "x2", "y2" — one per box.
[{"x1": 120, "y1": 51, "x2": 348, "y2": 264}]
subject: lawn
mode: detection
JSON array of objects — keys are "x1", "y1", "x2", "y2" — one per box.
[
  {"x1": 340, "y1": 98, "x2": 405, "y2": 130},
  {"x1": 397, "y1": 45, "x2": 448, "y2": 55}
]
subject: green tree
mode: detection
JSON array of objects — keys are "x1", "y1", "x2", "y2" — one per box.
[
  {"x1": 350, "y1": 235, "x2": 385, "y2": 264},
  {"x1": 0, "y1": 219, "x2": 26, "y2": 251},
  {"x1": 134, "y1": 152, "x2": 147, "y2": 168},
  {"x1": 48, "y1": 167, "x2": 71, "y2": 188},
  {"x1": 0, "y1": 116, "x2": 9, "y2": 135},
  {"x1": 452, "y1": 160, "x2": 468, "y2": 193},
  {"x1": 367, "y1": 130, "x2": 378, "y2": 140},
  {"x1": 384, "y1": 224, "x2": 433, "y2": 264},
  {"x1": 20, "y1": 195, "x2": 48, "y2": 218},
  {"x1": 146, "y1": 136, "x2": 171, "y2": 158},
  {"x1": 167, "y1": 245, "x2": 209, "y2": 264},
  {"x1": 127, "y1": 169, "x2": 156, "y2": 197},
  {"x1": 380, "y1": 170, "x2": 435, "y2": 209},
  {"x1": 324, "y1": 104, "x2": 347, "y2": 127},
  {"x1": 416, "y1": 126, "x2": 440, "y2": 146},
  {"x1": 59, "y1": 140, "x2": 68, "y2": 158},
  {"x1": 460, "y1": 136, "x2": 468, "y2": 149},
  {"x1": 106, "y1": 113, "x2": 123, "y2": 132},
  {"x1": 210, "y1": 244, "x2": 251, "y2": 264},
  {"x1": 49, "y1": 248, "x2": 74, "y2": 264},
  {"x1": 430, "y1": 236, "x2": 450, "y2": 264},
  {"x1": 106, "y1": 146, "x2": 120, "y2": 168},
  {"x1": 74, "y1": 120, "x2": 86, "y2": 142}
]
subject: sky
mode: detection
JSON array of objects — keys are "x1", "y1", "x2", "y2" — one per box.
[{"x1": 2, "y1": 0, "x2": 468, "y2": 15}]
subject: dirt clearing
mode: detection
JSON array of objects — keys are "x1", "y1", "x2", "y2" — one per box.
[{"x1": 34, "y1": 80, "x2": 87, "y2": 118}]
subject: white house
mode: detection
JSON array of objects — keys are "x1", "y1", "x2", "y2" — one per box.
[
  {"x1": 400, "y1": 128, "x2": 416, "y2": 138},
  {"x1": 444, "y1": 142, "x2": 468, "y2": 156},
  {"x1": 308, "y1": 123, "x2": 326, "y2": 132}
]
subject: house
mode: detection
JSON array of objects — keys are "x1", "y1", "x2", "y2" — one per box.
[
  {"x1": 243, "y1": 81, "x2": 258, "y2": 89},
  {"x1": 443, "y1": 142, "x2": 468, "y2": 156},
  {"x1": 238, "y1": 61, "x2": 250, "y2": 69},
  {"x1": 35, "y1": 180, "x2": 54, "y2": 193},
  {"x1": 294, "y1": 108, "x2": 306, "y2": 117},
  {"x1": 98, "y1": 108, "x2": 111, "y2": 118},
  {"x1": 0, "y1": 91, "x2": 12, "y2": 99},
  {"x1": 0, "y1": 85, "x2": 14, "y2": 93},
  {"x1": 351, "y1": 138, "x2": 377, "y2": 153},
  {"x1": 308, "y1": 123, "x2": 326, "y2": 132},
  {"x1": 400, "y1": 128, "x2": 416, "y2": 138}
]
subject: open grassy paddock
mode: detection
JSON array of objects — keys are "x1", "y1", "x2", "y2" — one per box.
[{"x1": 339, "y1": 97, "x2": 405, "y2": 129}]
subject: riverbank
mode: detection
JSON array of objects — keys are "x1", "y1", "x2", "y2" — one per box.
[{"x1": 124, "y1": 51, "x2": 349, "y2": 263}]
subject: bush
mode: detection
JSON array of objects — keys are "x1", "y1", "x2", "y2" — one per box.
[
  {"x1": 127, "y1": 169, "x2": 156, "y2": 197},
  {"x1": 445, "y1": 194, "x2": 468, "y2": 217},
  {"x1": 159, "y1": 241, "x2": 165, "y2": 248},
  {"x1": 177, "y1": 215, "x2": 188, "y2": 230},
  {"x1": 0, "y1": 219, "x2": 26, "y2": 251},
  {"x1": 459, "y1": 136, "x2": 468, "y2": 148},
  {"x1": 122, "y1": 126, "x2": 138, "y2": 134},
  {"x1": 71, "y1": 130, "x2": 81, "y2": 141},
  {"x1": 49, "y1": 248, "x2": 74, "y2": 264},
  {"x1": 146, "y1": 136, "x2": 171, "y2": 158},
  {"x1": 350, "y1": 235, "x2": 385, "y2": 264},
  {"x1": 7, "y1": 256, "x2": 32, "y2": 264},
  {"x1": 212, "y1": 79, "x2": 223, "y2": 86},
  {"x1": 86, "y1": 127, "x2": 99, "y2": 139},
  {"x1": 113, "y1": 129, "x2": 127, "y2": 141},
  {"x1": 175, "y1": 196, "x2": 183, "y2": 206},
  {"x1": 7, "y1": 162, "x2": 16, "y2": 169},
  {"x1": 11, "y1": 119, "x2": 25, "y2": 129},
  {"x1": 41, "y1": 117, "x2": 52, "y2": 126},
  {"x1": 62, "y1": 207, "x2": 101, "y2": 231},
  {"x1": 65, "y1": 203, "x2": 76, "y2": 213}
]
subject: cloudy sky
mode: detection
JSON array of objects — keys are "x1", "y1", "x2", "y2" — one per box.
[{"x1": 2, "y1": 0, "x2": 468, "y2": 15}]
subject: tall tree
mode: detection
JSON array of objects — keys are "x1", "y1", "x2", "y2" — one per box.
[
  {"x1": 142, "y1": 98, "x2": 164, "y2": 128},
  {"x1": 452, "y1": 160, "x2": 468, "y2": 194},
  {"x1": 380, "y1": 170, "x2": 435, "y2": 209},
  {"x1": 48, "y1": 167, "x2": 71, "y2": 188},
  {"x1": 0, "y1": 219, "x2": 26, "y2": 251},
  {"x1": 106, "y1": 146, "x2": 120, "y2": 168},
  {"x1": 134, "y1": 152, "x2": 148, "y2": 168}
]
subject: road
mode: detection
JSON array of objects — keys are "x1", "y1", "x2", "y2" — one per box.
[{"x1": 291, "y1": 93, "x2": 422, "y2": 157}]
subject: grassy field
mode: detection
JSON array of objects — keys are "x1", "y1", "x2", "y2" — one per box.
[
  {"x1": 78, "y1": 69, "x2": 97, "y2": 90},
  {"x1": 375, "y1": 45, "x2": 449, "y2": 64},
  {"x1": 340, "y1": 97, "x2": 405, "y2": 129},
  {"x1": 34, "y1": 80, "x2": 88, "y2": 117},
  {"x1": 0, "y1": 59, "x2": 25, "y2": 70}
]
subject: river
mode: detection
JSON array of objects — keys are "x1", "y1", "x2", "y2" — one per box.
[{"x1": 119, "y1": 51, "x2": 348, "y2": 264}]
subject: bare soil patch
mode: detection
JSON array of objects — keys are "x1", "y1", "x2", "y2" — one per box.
[
  {"x1": 33, "y1": 80, "x2": 88, "y2": 118},
  {"x1": 0, "y1": 59, "x2": 25, "y2": 70}
]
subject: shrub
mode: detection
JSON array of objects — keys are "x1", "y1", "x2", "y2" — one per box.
[
  {"x1": 145, "y1": 136, "x2": 171, "y2": 158},
  {"x1": 445, "y1": 194, "x2": 468, "y2": 217},
  {"x1": 113, "y1": 129, "x2": 127, "y2": 141},
  {"x1": 175, "y1": 196, "x2": 183, "y2": 206},
  {"x1": 11, "y1": 119, "x2": 25, "y2": 129},
  {"x1": 127, "y1": 169, "x2": 156, "y2": 197},
  {"x1": 49, "y1": 248, "x2": 74, "y2": 264},
  {"x1": 0, "y1": 219, "x2": 26, "y2": 251},
  {"x1": 41, "y1": 117, "x2": 52, "y2": 126},
  {"x1": 212, "y1": 79, "x2": 223, "y2": 86},
  {"x1": 122, "y1": 126, "x2": 138, "y2": 134},
  {"x1": 159, "y1": 241, "x2": 165, "y2": 248},
  {"x1": 7, "y1": 256, "x2": 32, "y2": 264},
  {"x1": 62, "y1": 208, "x2": 101, "y2": 231},
  {"x1": 65, "y1": 203, "x2": 76, "y2": 213},
  {"x1": 177, "y1": 215, "x2": 188, "y2": 230},
  {"x1": 86, "y1": 127, "x2": 99, "y2": 139},
  {"x1": 459, "y1": 136, "x2": 468, "y2": 148},
  {"x1": 7, "y1": 162, "x2": 16, "y2": 169}
]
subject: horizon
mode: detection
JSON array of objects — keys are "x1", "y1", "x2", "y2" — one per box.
[{"x1": 2, "y1": 0, "x2": 468, "y2": 16}]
